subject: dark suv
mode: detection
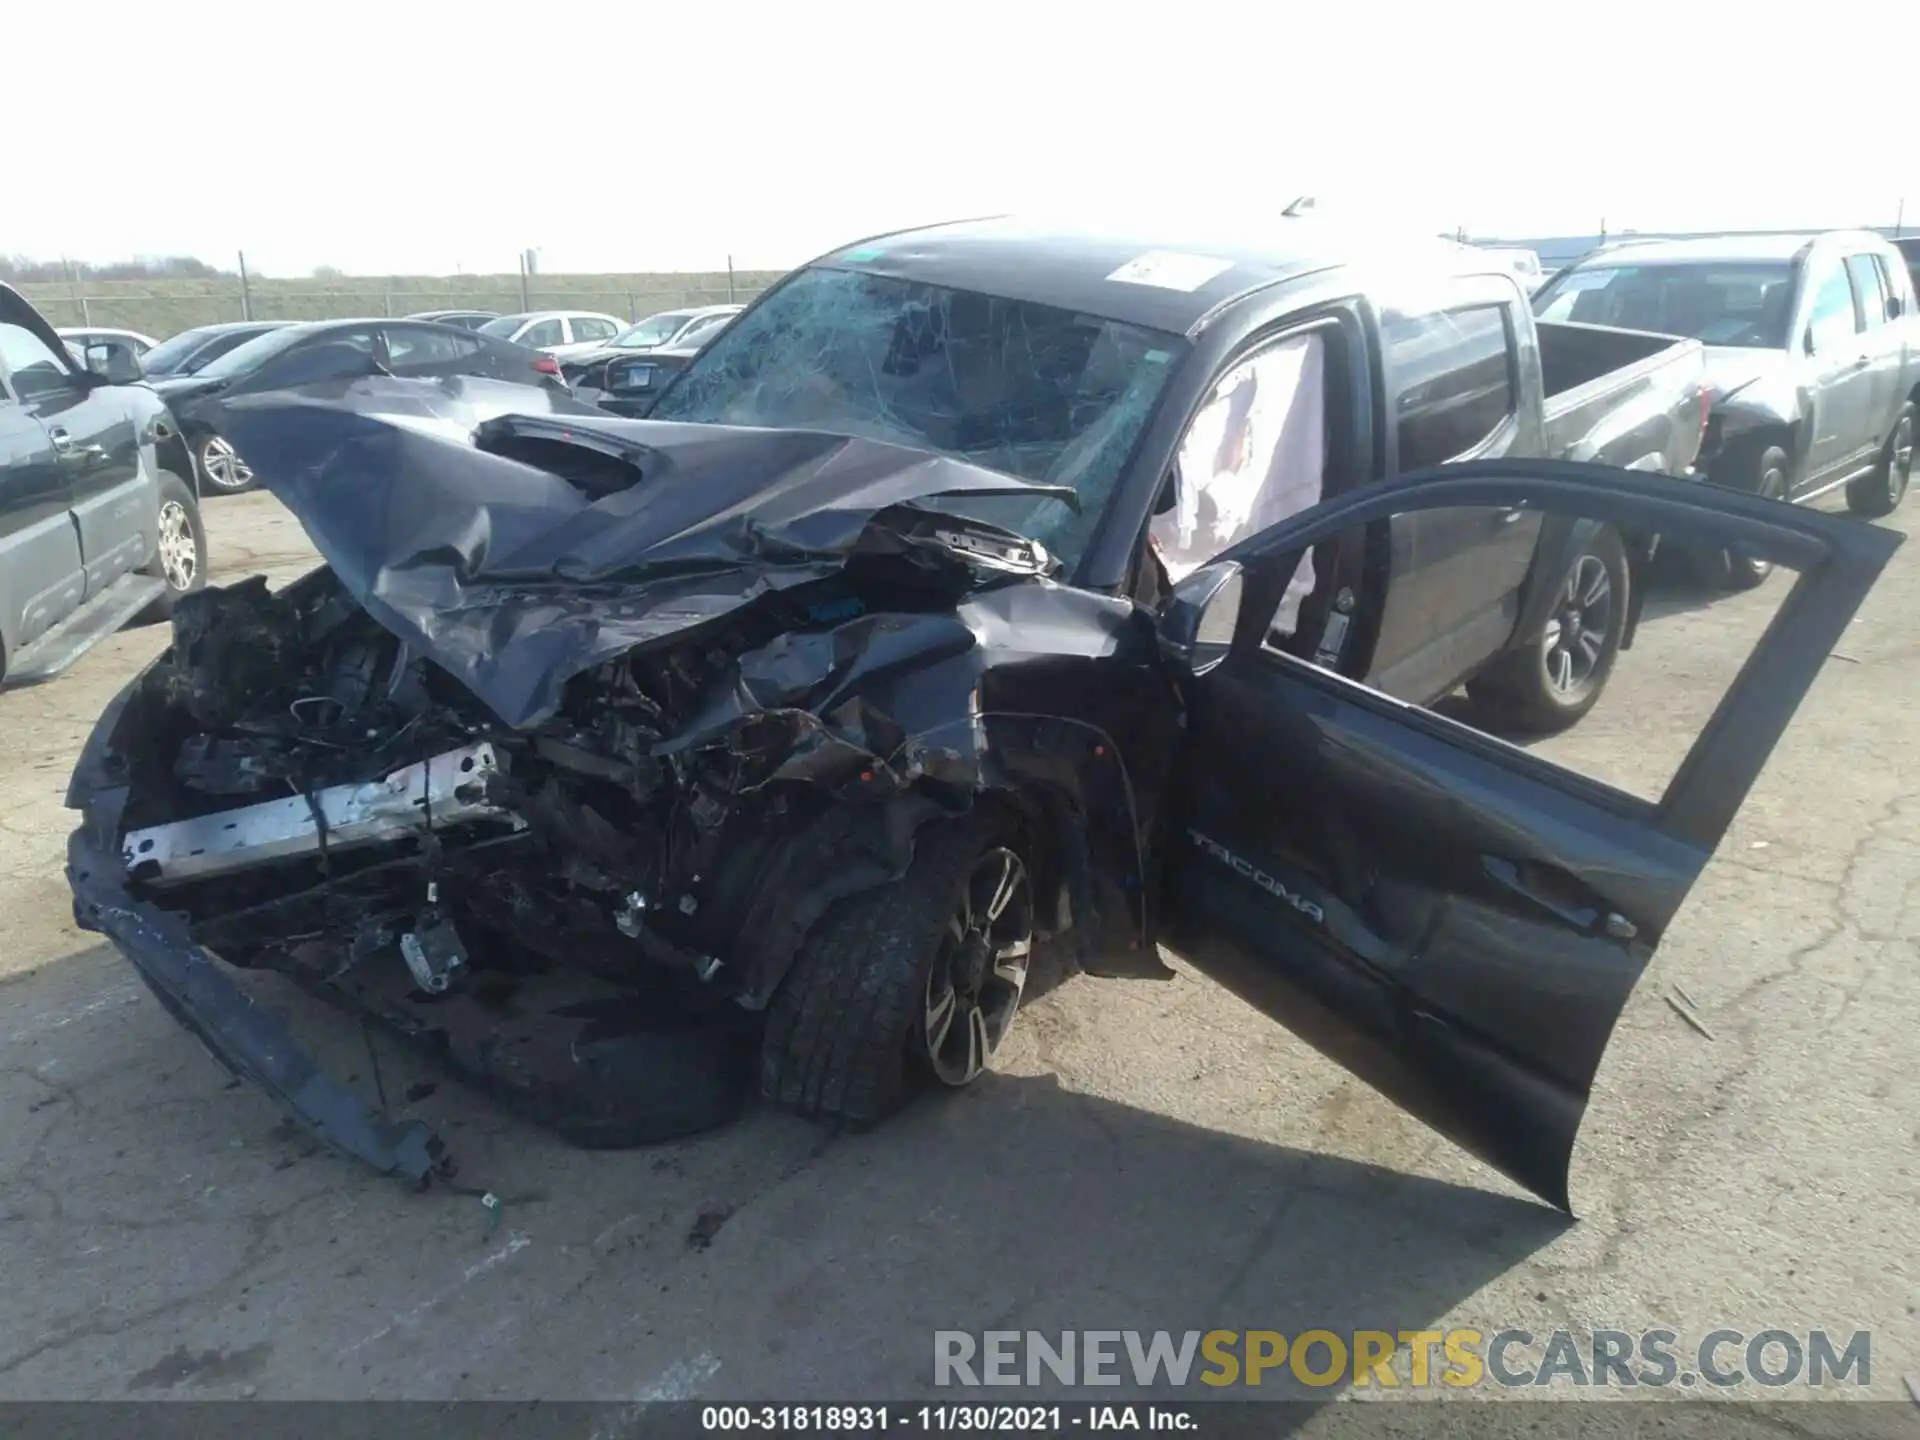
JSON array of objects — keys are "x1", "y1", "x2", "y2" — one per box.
[{"x1": 0, "y1": 285, "x2": 207, "y2": 684}]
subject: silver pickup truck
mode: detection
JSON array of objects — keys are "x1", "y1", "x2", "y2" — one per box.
[
  {"x1": 1535, "y1": 230, "x2": 1919, "y2": 584},
  {"x1": 0, "y1": 284, "x2": 208, "y2": 684}
]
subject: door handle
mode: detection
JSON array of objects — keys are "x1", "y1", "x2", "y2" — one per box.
[
  {"x1": 1482, "y1": 855, "x2": 1638, "y2": 939},
  {"x1": 1850, "y1": 355, "x2": 1872, "y2": 371},
  {"x1": 47, "y1": 428, "x2": 102, "y2": 462}
]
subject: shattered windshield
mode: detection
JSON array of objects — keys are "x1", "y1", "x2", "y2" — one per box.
[
  {"x1": 648, "y1": 265, "x2": 1185, "y2": 568},
  {"x1": 1534, "y1": 262, "x2": 1797, "y2": 348}
]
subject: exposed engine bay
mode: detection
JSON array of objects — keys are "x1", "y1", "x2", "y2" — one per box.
[
  {"x1": 117, "y1": 561, "x2": 977, "y2": 1003},
  {"x1": 91, "y1": 511, "x2": 1099, "y2": 1155}
]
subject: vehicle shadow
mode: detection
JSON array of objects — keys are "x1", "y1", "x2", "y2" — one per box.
[
  {"x1": 0, "y1": 946, "x2": 1568, "y2": 1405},
  {"x1": 1631, "y1": 547, "x2": 1747, "y2": 627},
  {"x1": 587, "y1": 1066, "x2": 1572, "y2": 1409}
]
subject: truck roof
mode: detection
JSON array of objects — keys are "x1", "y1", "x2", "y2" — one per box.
[{"x1": 813, "y1": 215, "x2": 1500, "y2": 338}]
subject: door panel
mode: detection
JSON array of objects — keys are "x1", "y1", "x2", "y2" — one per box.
[
  {"x1": 1368, "y1": 302, "x2": 1541, "y2": 700},
  {"x1": 33, "y1": 385, "x2": 147, "y2": 593},
  {"x1": 1157, "y1": 459, "x2": 1900, "y2": 1211},
  {"x1": 1843, "y1": 252, "x2": 1903, "y2": 452},
  {"x1": 1365, "y1": 501, "x2": 1538, "y2": 703},
  {"x1": 0, "y1": 403, "x2": 84, "y2": 653},
  {"x1": 1800, "y1": 258, "x2": 1878, "y2": 485}
]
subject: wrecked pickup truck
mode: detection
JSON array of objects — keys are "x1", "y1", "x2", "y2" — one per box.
[{"x1": 66, "y1": 221, "x2": 1899, "y2": 1213}]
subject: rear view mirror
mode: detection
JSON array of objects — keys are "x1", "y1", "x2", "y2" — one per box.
[
  {"x1": 85, "y1": 342, "x2": 143, "y2": 384},
  {"x1": 1156, "y1": 560, "x2": 1242, "y2": 675}
]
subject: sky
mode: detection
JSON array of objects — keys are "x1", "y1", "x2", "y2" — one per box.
[{"x1": 12, "y1": 0, "x2": 1914, "y2": 278}]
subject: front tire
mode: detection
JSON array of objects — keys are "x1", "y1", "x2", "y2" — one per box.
[
  {"x1": 761, "y1": 807, "x2": 1035, "y2": 1125},
  {"x1": 196, "y1": 431, "x2": 256, "y2": 495},
  {"x1": 138, "y1": 471, "x2": 208, "y2": 624},
  {"x1": 1696, "y1": 443, "x2": 1789, "y2": 591},
  {"x1": 1468, "y1": 526, "x2": 1629, "y2": 735},
  {"x1": 1847, "y1": 401, "x2": 1915, "y2": 518}
]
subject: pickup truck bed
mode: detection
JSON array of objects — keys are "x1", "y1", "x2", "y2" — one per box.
[{"x1": 1538, "y1": 319, "x2": 1707, "y2": 472}]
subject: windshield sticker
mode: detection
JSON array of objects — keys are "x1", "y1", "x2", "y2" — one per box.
[{"x1": 1107, "y1": 252, "x2": 1235, "y2": 293}]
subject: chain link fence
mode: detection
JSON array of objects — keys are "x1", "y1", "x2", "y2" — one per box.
[{"x1": 14, "y1": 269, "x2": 787, "y2": 341}]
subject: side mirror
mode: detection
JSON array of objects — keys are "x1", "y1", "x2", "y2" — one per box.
[
  {"x1": 1888, "y1": 295, "x2": 1905, "y2": 319},
  {"x1": 1156, "y1": 560, "x2": 1243, "y2": 675},
  {"x1": 1802, "y1": 327, "x2": 1817, "y2": 357},
  {"x1": 85, "y1": 342, "x2": 143, "y2": 384}
]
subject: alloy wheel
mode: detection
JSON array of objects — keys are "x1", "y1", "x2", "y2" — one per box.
[
  {"x1": 200, "y1": 434, "x2": 253, "y2": 491},
  {"x1": 922, "y1": 847, "x2": 1033, "y2": 1087},
  {"x1": 1890, "y1": 414, "x2": 1914, "y2": 508},
  {"x1": 157, "y1": 501, "x2": 198, "y2": 591},
  {"x1": 1541, "y1": 553, "x2": 1613, "y2": 696}
]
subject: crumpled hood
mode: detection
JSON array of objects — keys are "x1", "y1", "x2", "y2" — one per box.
[{"x1": 208, "y1": 375, "x2": 1072, "y2": 730}]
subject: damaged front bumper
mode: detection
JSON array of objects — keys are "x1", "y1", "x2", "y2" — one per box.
[
  {"x1": 66, "y1": 821, "x2": 451, "y2": 1185},
  {"x1": 122, "y1": 741, "x2": 518, "y2": 888}
]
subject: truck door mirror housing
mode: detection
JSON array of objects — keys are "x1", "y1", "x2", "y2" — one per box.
[{"x1": 1156, "y1": 560, "x2": 1243, "y2": 675}]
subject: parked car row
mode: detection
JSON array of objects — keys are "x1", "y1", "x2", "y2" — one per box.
[
  {"x1": 559, "y1": 305, "x2": 743, "y2": 414},
  {"x1": 150, "y1": 318, "x2": 571, "y2": 493},
  {"x1": 31, "y1": 301, "x2": 748, "y2": 489}
]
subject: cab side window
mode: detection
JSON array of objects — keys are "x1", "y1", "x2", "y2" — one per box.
[
  {"x1": 386, "y1": 326, "x2": 481, "y2": 366},
  {"x1": 0, "y1": 323, "x2": 77, "y2": 402},
  {"x1": 1150, "y1": 331, "x2": 1328, "y2": 597},
  {"x1": 1381, "y1": 305, "x2": 1515, "y2": 470},
  {"x1": 1806, "y1": 263, "x2": 1857, "y2": 352},
  {"x1": 1875, "y1": 255, "x2": 1912, "y2": 313},
  {"x1": 1845, "y1": 254, "x2": 1888, "y2": 329}
]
